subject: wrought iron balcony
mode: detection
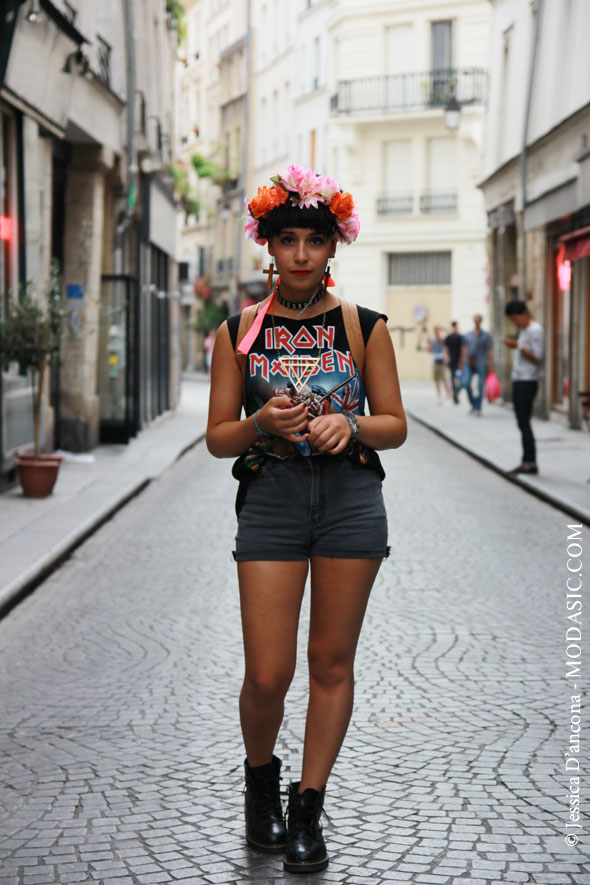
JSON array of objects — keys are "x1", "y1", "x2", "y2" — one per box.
[
  {"x1": 330, "y1": 68, "x2": 487, "y2": 115},
  {"x1": 376, "y1": 192, "x2": 414, "y2": 216},
  {"x1": 376, "y1": 190, "x2": 457, "y2": 216},
  {"x1": 419, "y1": 190, "x2": 457, "y2": 213}
]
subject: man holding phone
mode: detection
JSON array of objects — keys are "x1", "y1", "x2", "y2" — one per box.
[{"x1": 504, "y1": 300, "x2": 545, "y2": 475}]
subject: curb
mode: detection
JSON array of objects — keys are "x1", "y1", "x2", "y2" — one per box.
[
  {"x1": 0, "y1": 432, "x2": 207, "y2": 620},
  {"x1": 406, "y1": 410, "x2": 590, "y2": 528}
]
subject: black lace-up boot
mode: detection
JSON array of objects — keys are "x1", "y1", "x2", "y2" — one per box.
[
  {"x1": 283, "y1": 780, "x2": 329, "y2": 873},
  {"x1": 244, "y1": 755, "x2": 286, "y2": 853}
]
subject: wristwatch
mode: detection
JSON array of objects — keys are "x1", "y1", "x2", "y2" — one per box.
[{"x1": 342, "y1": 410, "x2": 360, "y2": 443}]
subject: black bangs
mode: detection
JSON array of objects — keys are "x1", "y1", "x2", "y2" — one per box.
[{"x1": 258, "y1": 202, "x2": 339, "y2": 240}]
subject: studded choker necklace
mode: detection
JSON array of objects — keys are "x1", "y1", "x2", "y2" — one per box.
[{"x1": 276, "y1": 285, "x2": 323, "y2": 311}]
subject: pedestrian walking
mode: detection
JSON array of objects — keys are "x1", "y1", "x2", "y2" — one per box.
[
  {"x1": 504, "y1": 299, "x2": 545, "y2": 474},
  {"x1": 428, "y1": 325, "x2": 451, "y2": 404},
  {"x1": 461, "y1": 314, "x2": 494, "y2": 415},
  {"x1": 206, "y1": 164, "x2": 407, "y2": 873},
  {"x1": 443, "y1": 320, "x2": 464, "y2": 404}
]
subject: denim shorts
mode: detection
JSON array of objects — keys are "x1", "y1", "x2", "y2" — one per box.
[{"x1": 233, "y1": 455, "x2": 389, "y2": 562}]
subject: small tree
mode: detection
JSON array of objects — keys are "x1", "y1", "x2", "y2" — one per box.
[{"x1": 0, "y1": 264, "x2": 72, "y2": 457}]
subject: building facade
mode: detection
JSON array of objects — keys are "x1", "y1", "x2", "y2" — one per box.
[
  {"x1": 176, "y1": 0, "x2": 491, "y2": 380},
  {"x1": 479, "y1": 0, "x2": 590, "y2": 429},
  {"x1": 0, "y1": 0, "x2": 179, "y2": 477}
]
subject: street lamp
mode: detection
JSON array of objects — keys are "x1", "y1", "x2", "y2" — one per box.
[{"x1": 444, "y1": 95, "x2": 461, "y2": 131}]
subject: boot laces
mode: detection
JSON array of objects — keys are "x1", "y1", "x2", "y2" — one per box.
[{"x1": 244, "y1": 769, "x2": 282, "y2": 814}]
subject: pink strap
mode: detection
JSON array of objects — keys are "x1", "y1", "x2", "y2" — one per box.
[{"x1": 237, "y1": 286, "x2": 277, "y2": 356}]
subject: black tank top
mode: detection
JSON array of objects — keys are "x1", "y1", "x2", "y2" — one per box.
[{"x1": 227, "y1": 304, "x2": 387, "y2": 478}]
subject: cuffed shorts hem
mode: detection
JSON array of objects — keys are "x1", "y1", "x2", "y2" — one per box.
[{"x1": 233, "y1": 545, "x2": 391, "y2": 562}]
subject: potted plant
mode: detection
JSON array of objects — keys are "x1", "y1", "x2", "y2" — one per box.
[{"x1": 0, "y1": 266, "x2": 71, "y2": 497}]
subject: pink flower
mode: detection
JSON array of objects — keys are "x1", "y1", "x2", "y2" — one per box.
[
  {"x1": 244, "y1": 213, "x2": 267, "y2": 245},
  {"x1": 336, "y1": 210, "x2": 360, "y2": 244},
  {"x1": 279, "y1": 164, "x2": 319, "y2": 208},
  {"x1": 317, "y1": 176, "x2": 340, "y2": 204}
]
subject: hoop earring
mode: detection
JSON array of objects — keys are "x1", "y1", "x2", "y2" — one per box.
[{"x1": 324, "y1": 264, "x2": 335, "y2": 288}]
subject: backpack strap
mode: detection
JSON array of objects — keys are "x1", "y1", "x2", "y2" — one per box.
[
  {"x1": 340, "y1": 299, "x2": 365, "y2": 380},
  {"x1": 235, "y1": 303, "x2": 260, "y2": 406}
]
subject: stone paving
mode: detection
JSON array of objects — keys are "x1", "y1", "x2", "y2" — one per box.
[{"x1": 0, "y1": 419, "x2": 588, "y2": 884}]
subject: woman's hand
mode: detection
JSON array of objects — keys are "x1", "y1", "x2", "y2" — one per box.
[
  {"x1": 307, "y1": 412, "x2": 351, "y2": 454},
  {"x1": 257, "y1": 396, "x2": 310, "y2": 442}
]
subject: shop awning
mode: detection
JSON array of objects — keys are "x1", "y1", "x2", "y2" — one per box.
[{"x1": 560, "y1": 226, "x2": 590, "y2": 262}]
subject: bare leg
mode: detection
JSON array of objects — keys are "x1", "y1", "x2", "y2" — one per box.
[
  {"x1": 298, "y1": 557, "x2": 382, "y2": 791},
  {"x1": 238, "y1": 560, "x2": 308, "y2": 766}
]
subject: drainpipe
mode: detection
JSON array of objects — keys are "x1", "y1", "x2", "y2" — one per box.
[
  {"x1": 520, "y1": 0, "x2": 543, "y2": 299},
  {"x1": 115, "y1": 0, "x2": 137, "y2": 273},
  {"x1": 234, "y1": 0, "x2": 252, "y2": 313}
]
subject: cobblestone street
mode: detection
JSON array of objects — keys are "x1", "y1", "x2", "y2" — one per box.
[{"x1": 0, "y1": 419, "x2": 587, "y2": 885}]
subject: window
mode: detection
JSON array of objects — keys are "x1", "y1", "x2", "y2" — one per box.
[
  {"x1": 261, "y1": 5, "x2": 268, "y2": 64},
  {"x1": 379, "y1": 140, "x2": 413, "y2": 215},
  {"x1": 431, "y1": 20, "x2": 453, "y2": 69},
  {"x1": 431, "y1": 20, "x2": 454, "y2": 105},
  {"x1": 189, "y1": 9, "x2": 201, "y2": 60},
  {"x1": 97, "y1": 35, "x2": 111, "y2": 87},
  {"x1": 309, "y1": 130, "x2": 316, "y2": 168},
  {"x1": 422, "y1": 137, "x2": 457, "y2": 213},
  {"x1": 312, "y1": 36, "x2": 320, "y2": 90},
  {"x1": 300, "y1": 44, "x2": 307, "y2": 93},
  {"x1": 284, "y1": 81, "x2": 290, "y2": 152},
  {"x1": 388, "y1": 252, "x2": 451, "y2": 285},
  {"x1": 260, "y1": 97, "x2": 267, "y2": 161},
  {"x1": 272, "y1": 90, "x2": 279, "y2": 158}
]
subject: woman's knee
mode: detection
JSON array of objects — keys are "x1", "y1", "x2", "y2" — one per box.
[
  {"x1": 242, "y1": 667, "x2": 294, "y2": 704},
  {"x1": 308, "y1": 646, "x2": 353, "y2": 688}
]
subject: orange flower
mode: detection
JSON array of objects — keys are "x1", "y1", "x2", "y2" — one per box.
[
  {"x1": 249, "y1": 185, "x2": 289, "y2": 218},
  {"x1": 270, "y1": 185, "x2": 289, "y2": 208},
  {"x1": 329, "y1": 191, "x2": 354, "y2": 220}
]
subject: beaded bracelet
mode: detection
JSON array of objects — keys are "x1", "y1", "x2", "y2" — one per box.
[{"x1": 254, "y1": 409, "x2": 271, "y2": 437}]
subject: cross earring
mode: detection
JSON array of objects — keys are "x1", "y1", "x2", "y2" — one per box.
[{"x1": 262, "y1": 261, "x2": 279, "y2": 291}]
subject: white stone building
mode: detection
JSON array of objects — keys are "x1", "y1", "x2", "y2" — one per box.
[
  {"x1": 176, "y1": 0, "x2": 491, "y2": 380},
  {"x1": 325, "y1": 0, "x2": 490, "y2": 379},
  {"x1": 479, "y1": 0, "x2": 590, "y2": 428}
]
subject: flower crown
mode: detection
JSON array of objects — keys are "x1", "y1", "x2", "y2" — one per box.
[{"x1": 244, "y1": 164, "x2": 360, "y2": 246}]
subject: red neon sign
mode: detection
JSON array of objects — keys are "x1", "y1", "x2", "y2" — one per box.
[
  {"x1": 0, "y1": 216, "x2": 13, "y2": 241},
  {"x1": 556, "y1": 245, "x2": 571, "y2": 292}
]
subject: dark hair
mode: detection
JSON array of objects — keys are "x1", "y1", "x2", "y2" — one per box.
[
  {"x1": 257, "y1": 202, "x2": 339, "y2": 241},
  {"x1": 451, "y1": 320, "x2": 458, "y2": 328},
  {"x1": 505, "y1": 299, "x2": 528, "y2": 317}
]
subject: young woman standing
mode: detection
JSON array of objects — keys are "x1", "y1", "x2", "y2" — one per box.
[{"x1": 206, "y1": 165, "x2": 407, "y2": 873}]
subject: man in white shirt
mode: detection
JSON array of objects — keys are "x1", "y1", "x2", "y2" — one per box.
[{"x1": 504, "y1": 300, "x2": 545, "y2": 475}]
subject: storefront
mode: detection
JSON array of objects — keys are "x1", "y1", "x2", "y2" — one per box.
[{"x1": 547, "y1": 214, "x2": 590, "y2": 429}]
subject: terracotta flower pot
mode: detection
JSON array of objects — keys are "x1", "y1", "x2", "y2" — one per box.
[{"x1": 16, "y1": 455, "x2": 63, "y2": 498}]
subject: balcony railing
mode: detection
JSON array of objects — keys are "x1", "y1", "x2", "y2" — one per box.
[
  {"x1": 376, "y1": 190, "x2": 457, "y2": 216},
  {"x1": 376, "y1": 192, "x2": 414, "y2": 216},
  {"x1": 419, "y1": 190, "x2": 457, "y2": 213},
  {"x1": 331, "y1": 68, "x2": 487, "y2": 115}
]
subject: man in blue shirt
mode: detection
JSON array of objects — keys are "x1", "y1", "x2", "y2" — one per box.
[{"x1": 461, "y1": 314, "x2": 494, "y2": 415}]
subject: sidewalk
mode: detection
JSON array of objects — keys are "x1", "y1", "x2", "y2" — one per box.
[
  {"x1": 402, "y1": 378, "x2": 590, "y2": 526},
  {"x1": 0, "y1": 373, "x2": 211, "y2": 615}
]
